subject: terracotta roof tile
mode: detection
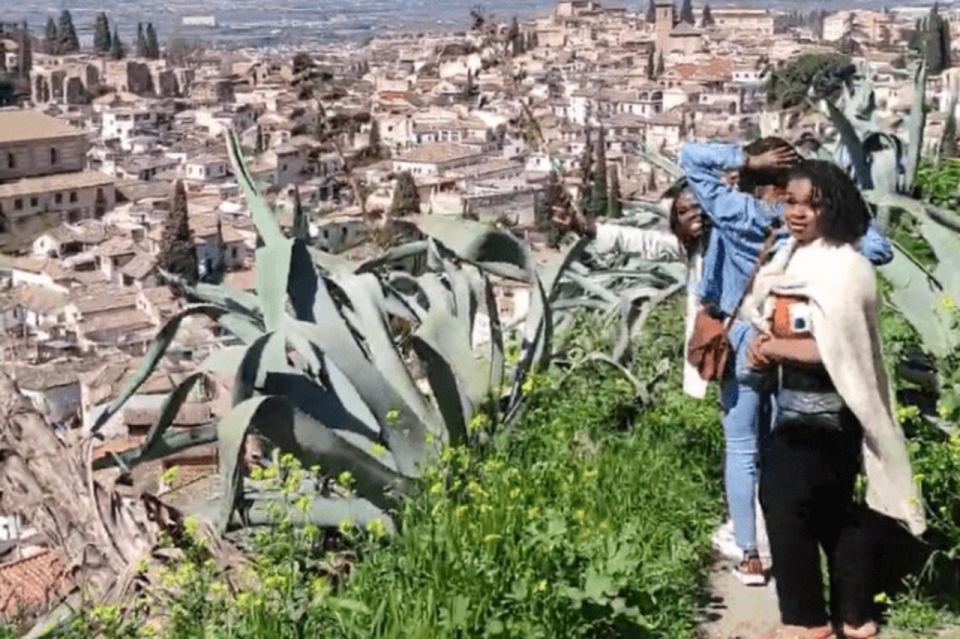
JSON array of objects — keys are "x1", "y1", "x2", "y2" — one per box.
[{"x1": 0, "y1": 549, "x2": 70, "y2": 618}]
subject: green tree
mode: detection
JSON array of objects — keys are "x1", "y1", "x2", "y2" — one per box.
[
  {"x1": 914, "y1": 4, "x2": 952, "y2": 75},
  {"x1": 291, "y1": 187, "x2": 310, "y2": 241},
  {"x1": 701, "y1": 3, "x2": 715, "y2": 27},
  {"x1": 766, "y1": 52, "x2": 854, "y2": 110},
  {"x1": 136, "y1": 23, "x2": 147, "y2": 58},
  {"x1": 942, "y1": 110, "x2": 959, "y2": 160},
  {"x1": 646, "y1": 47, "x2": 656, "y2": 80},
  {"x1": 679, "y1": 0, "x2": 695, "y2": 25},
  {"x1": 158, "y1": 180, "x2": 198, "y2": 284},
  {"x1": 390, "y1": 171, "x2": 420, "y2": 216},
  {"x1": 655, "y1": 51, "x2": 665, "y2": 76},
  {"x1": 590, "y1": 128, "x2": 609, "y2": 219},
  {"x1": 93, "y1": 13, "x2": 111, "y2": 54},
  {"x1": 44, "y1": 17, "x2": 58, "y2": 55},
  {"x1": 110, "y1": 27, "x2": 125, "y2": 60},
  {"x1": 608, "y1": 165, "x2": 623, "y2": 219},
  {"x1": 145, "y1": 23, "x2": 160, "y2": 59},
  {"x1": 838, "y1": 11, "x2": 866, "y2": 56},
  {"x1": 57, "y1": 10, "x2": 79, "y2": 53},
  {"x1": 645, "y1": 0, "x2": 656, "y2": 23}
]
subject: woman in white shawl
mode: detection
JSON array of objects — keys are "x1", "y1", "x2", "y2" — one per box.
[{"x1": 743, "y1": 160, "x2": 925, "y2": 639}]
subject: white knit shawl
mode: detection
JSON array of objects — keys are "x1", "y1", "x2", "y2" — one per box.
[{"x1": 744, "y1": 238, "x2": 927, "y2": 536}]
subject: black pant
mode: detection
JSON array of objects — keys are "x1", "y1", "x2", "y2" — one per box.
[{"x1": 759, "y1": 412, "x2": 877, "y2": 627}]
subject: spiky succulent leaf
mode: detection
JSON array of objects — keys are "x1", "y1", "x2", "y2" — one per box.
[{"x1": 90, "y1": 304, "x2": 228, "y2": 434}]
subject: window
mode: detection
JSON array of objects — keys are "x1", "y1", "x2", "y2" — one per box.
[
  {"x1": 54, "y1": 193, "x2": 63, "y2": 205},
  {"x1": 69, "y1": 191, "x2": 78, "y2": 203},
  {"x1": 50, "y1": 148, "x2": 58, "y2": 165},
  {"x1": 14, "y1": 199, "x2": 22, "y2": 211},
  {"x1": 30, "y1": 197, "x2": 38, "y2": 208},
  {"x1": 7, "y1": 153, "x2": 15, "y2": 169}
]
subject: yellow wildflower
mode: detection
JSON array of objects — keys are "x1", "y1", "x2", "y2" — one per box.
[
  {"x1": 483, "y1": 533, "x2": 502, "y2": 543},
  {"x1": 536, "y1": 579, "x2": 548, "y2": 592},
  {"x1": 370, "y1": 443, "x2": 386, "y2": 458},
  {"x1": 338, "y1": 518, "x2": 355, "y2": 535},
  {"x1": 366, "y1": 517, "x2": 387, "y2": 539},
  {"x1": 337, "y1": 471, "x2": 354, "y2": 489},
  {"x1": 385, "y1": 408, "x2": 401, "y2": 425}
]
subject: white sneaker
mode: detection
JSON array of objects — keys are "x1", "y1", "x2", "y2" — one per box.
[{"x1": 711, "y1": 519, "x2": 742, "y2": 562}]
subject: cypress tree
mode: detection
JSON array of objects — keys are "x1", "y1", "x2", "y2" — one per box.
[
  {"x1": 158, "y1": 180, "x2": 198, "y2": 285},
  {"x1": 254, "y1": 125, "x2": 266, "y2": 154},
  {"x1": 291, "y1": 187, "x2": 310, "y2": 241},
  {"x1": 646, "y1": 47, "x2": 656, "y2": 79},
  {"x1": 645, "y1": 0, "x2": 656, "y2": 23},
  {"x1": 368, "y1": 119, "x2": 381, "y2": 157},
  {"x1": 145, "y1": 23, "x2": 160, "y2": 59},
  {"x1": 942, "y1": 110, "x2": 959, "y2": 160},
  {"x1": 390, "y1": 172, "x2": 420, "y2": 216},
  {"x1": 590, "y1": 128, "x2": 609, "y2": 219},
  {"x1": 94, "y1": 13, "x2": 111, "y2": 53},
  {"x1": 608, "y1": 166, "x2": 623, "y2": 219},
  {"x1": 679, "y1": 0, "x2": 695, "y2": 25},
  {"x1": 110, "y1": 27, "x2": 125, "y2": 60},
  {"x1": 508, "y1": 16, "x2": 523, "y2": 57},
  {"x1": 578, "y1": 130, "x2": 594, "y2": 213},
  {"x1": 0, "y1": 41, "x2": 6, "y2": 74},
  {"x1": 18, "y1": 22, "x2": 31, "y2": 76},
  {"x1": 646, "y1": 168, "x2": 657, "y2": 194},
  {"x1": 57, "y1": 10, "x2": 79, "y2": 53},
  {"x1": 655, "y1": 51, "x2": 665, "y2": 76},
  {"x1": 702, "y1": 3, "x2": 715, "y2": 27},
  {"x1": 44, "y1": 17, "x2": 58, "y2": 55},
  {"x1": 136, "y1": 22, "x2": 147, "y2": 58}
]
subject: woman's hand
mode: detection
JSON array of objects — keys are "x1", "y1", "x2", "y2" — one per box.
[
  {"x1": 749, "y1": 336, "x2": 823, "y2": 368},
  {"x1": 745, "y1": 334, "x2": 775, "y2": 369},
  {"x1": 552, "y1": 206, "x2": 596, "y2": 238}
]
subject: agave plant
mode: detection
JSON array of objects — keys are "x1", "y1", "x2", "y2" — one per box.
[
  {"x1": 809, "y1": 61, "x2": 960, "y2": 358},
  {"x1": 95, "y1": 130, "x2": 669, "y2": 534}
]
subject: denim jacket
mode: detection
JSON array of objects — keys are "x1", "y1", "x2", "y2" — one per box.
[{"x1": 678, "y1": 143, "x2": 894, "y2": 317}]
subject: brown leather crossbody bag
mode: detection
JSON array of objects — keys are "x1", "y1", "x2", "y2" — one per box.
[{"x1": 686, "y1": 227, "x2": 778, "y2": 382}]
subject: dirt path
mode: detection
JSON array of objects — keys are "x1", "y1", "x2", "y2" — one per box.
[{"x1": 699, "y1": 555, "x2": 781, "y2": 639}]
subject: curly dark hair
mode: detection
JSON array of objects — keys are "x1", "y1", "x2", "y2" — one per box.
[
  {"x1": 788, "y1": 160, "x2": 870, "y2": 245},
  {"x1": 740, "y1": 136, "x2": 796, "y2": 193}
]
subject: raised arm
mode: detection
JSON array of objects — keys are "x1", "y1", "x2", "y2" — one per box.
[
  {"x1": 594, "y1": 224, "x2": 682, "y2": 261},
  {"x1": 678, "y1": 142, "x2": 776, "y2": 234}
]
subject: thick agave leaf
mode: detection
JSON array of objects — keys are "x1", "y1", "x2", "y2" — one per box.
[
  {"x1": 90, "y1": 304, "x2": 229, "y2": 434},
  {"x1": 903, "y1": 61, "x2": 928, "y2": 195},
  {"x1": 225, "y1": 130, "x2": 286, "y2": 247},
  {"x1": 256, "y1": 239, "x2": 293, "y2": 332},
  {"x1": 201, "y1": 346, "x2": 249, "y2": 377},
  {"x1": 243, "y1": 495, "x2": 394, "y2": 534},
  {"x1": 636, "y1": 142, "x2": 683, "y2": 180},
  {"x1": 288, "y1": 271, "x2": 432, "y2": 476},
  {"x1": 610, "y1": 286, "x2": 672, "y2": 364},
  {"x1": 881, "y1": 245, "x2": 956, "y2": 358},
  {"x1": 822, "y1": 98, "x2": 872, "y2": 190},
  {"x1": 217, "y1": 313, "x2": 265, "y2": 345},
  {"x1": 159, "y1": 270, "x2": 261, "y2": 318},
  {"x1": 140, "y1": 371, "x2": 207, "y2": 457},
  {"x1": 308, "y1": 245, "x2": 354, "y2": 275},
  {"x1": 356, "y1": 241, "x2": 430, "y2": 274},
  {"x1": 335, "y1": 273, "x2": 435, "y2": 424},
  {"x1": 561, "y1": 353, "x2": 652, "y2": 403},
  {"x1": 480, "y1": 273, "x2": 505, "y2": 393},
  {"x1": 411, "y1": 271, "x2": 489, "y2": 445},
  {"x1": 416, "y1": 215, "x2": 533, "y2": 281},
  {"x1": 864, "y1": 191, "x2": 960, "y2": 301},
  {"x1": 217, "y1": 396, "x2": 409, "y2": 532},
  {"x1": 93, "y1": 425, "x2": 218, "y2": 471}
]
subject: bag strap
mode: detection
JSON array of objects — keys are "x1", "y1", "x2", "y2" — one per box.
[{"x1": 723, "y1": 223, "x2": 780, "y2": 336}]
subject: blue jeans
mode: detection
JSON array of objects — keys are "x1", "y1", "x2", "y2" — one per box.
[{"x1": 720, "y1": 321, "x2": 772, "y2": 554}]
